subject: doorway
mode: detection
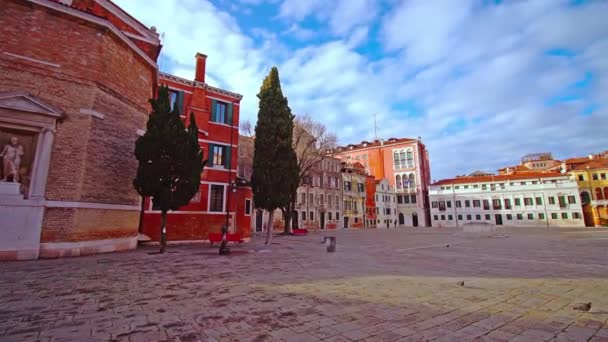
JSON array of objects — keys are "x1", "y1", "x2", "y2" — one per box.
[
  {"x1": 495, "y1": 214, "x2": 503, "y2": 225},
  {"x1": 292, "y1": 211, "x2": 299, "y2": 229},
  {"x1": 343, "y1": 217, "x2": 349, "y2": 229},
  {"x1": 320, "y1": 212, "x2": 325, "y2": 230},
  {"x1": 412, "y1": 213, "x2": 418, "y2": 227},
  {"x1": 398, "y1": 213, "x2": 404, "y2": 225},
  {"x1": 255, "y1": 210, "x2": 263, "y2": 232}
]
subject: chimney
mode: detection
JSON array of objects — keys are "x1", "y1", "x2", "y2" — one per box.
[
  {"x1": 589, "y1": 154, "x2": 595, "y2": 160},
  {"x1": 194, "y1": 53, "x2": 207, "y2": 83}
]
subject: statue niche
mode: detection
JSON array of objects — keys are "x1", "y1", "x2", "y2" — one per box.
[{"x1": 0, "y1": 129, "x2": 36, "y2": 198}]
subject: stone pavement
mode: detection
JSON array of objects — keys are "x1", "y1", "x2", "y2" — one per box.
[{"x1": 1, "y1": 227, "x2": 608, "y2": 342}]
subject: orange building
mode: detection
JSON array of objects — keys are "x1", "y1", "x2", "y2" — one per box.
[
  {"x1": 332, "y1": 137, "x2": 431, "y2": 227},
  {"x1": 365, "y1": 175, "x2": 377, "y2": 228}
]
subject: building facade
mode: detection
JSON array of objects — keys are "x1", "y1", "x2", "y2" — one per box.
[
  {"x1": 332, "y1": 137, "x2": 431, "y2": 227},
  {"x1": 0, "y1": 0, "x2": 161, "y2": 260},
  {"x1": 376, "y1": 179, "x2": 398, "y2": 229},
  {"x1": 341, "y1": 162, "x2": 367, "y2": 228},
  {"x1": 365, "y1": 176, "x2": 377, "y2": 228},
  {"x1": 141, "y1": 54, "x2": 253, "y2": 242},
  {"x1": 429, "y1": 173, "x2": 585, "y2": 228},
  {"x1": 569, "y1": 157, "x2": 608, "y2": 226}
]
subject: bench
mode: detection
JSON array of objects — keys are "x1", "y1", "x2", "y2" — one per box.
[
  {"x1": 208, "y1": 233, "x2": 244, "y2": 245},
  {"x1": 293, "y1": 228, "x2": 308, "y2": 235}
]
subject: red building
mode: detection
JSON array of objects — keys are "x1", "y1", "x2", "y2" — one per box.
[
  {"x1": 365, "y1": 175, "x2": 377, "y2": 228},
  {"x1": 141, "y1": 54, "x2": 252, "y2": 242}
]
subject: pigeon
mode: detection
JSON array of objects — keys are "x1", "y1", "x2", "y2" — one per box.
[
  {"x1": 457, "y1": 281, "x2": 464, "y2": 286},
  {"x1": 446, "y1": 244, "x2": 450, "y2": 248},
  {"x1": 573, "y1": 302, "x2": 592, "y2": 312}
]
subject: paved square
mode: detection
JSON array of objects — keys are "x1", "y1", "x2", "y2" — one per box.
[{"x1": 1, "y1": 227, "x2": 608, "y2": 342}]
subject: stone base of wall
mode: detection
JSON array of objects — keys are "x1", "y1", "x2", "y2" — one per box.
[
  {"x1": 39, "y1": 236, "x2": 137, "y2": 258},
  {"x1": 0, "y1": 249, "x2": 39, "y2": 261}
]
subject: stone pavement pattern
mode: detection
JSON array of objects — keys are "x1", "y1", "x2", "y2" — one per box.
[{"x1": 1, "y1": 227, "x2": 608, "y2": 342}]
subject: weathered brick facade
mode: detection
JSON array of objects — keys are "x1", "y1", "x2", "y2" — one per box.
[{"x1": 0, "y1": 0, "x2": 160, "y2": 259}]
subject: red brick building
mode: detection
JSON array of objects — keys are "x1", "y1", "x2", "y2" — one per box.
[
  {"x1": 365, "y1": 175, "x2": 377, "y2": 228},
  {"x1": 141, "y1": 54, "x2": 252, "y2": 242},
  {"x1": 0, "y1": 0, "x2": 161, "y2": 259}
]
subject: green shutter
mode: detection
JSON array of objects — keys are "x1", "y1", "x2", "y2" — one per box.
[
  {"x1": 176, "y1": 91, "x2": 184, "y2": 115},
  {"x1": 224, "y1": 145, "x2": 231, "y2": 169},
  {"x1": 211, "y1": 99, "x2": 217, "y2": 122},
  {"x1": 208, "y1": 144, "x2": 214, "y2": 167},
  {"x1": 227, "y1": 103, "x2": 233, "y2": 125}
]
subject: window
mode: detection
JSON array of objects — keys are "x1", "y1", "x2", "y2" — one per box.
[
  {"x1": 320, "y1": 194, "x2": 324, "y2": 205},
  {"x1": 520, "y1": 182, "x2": 526, "y2": 186},
  {"x1": 448, "y1": 215, "x2": 453, "y2": 220},
  {"x1": 441, "y1": 215, "x2": 445, "y2": 221},
  {"x1": 593, "y1": 173, "x2": 598, "y2": 180},
  {"x1": 209, "y1": 185, "x2": 224, "y2": 212},
  {"x1": 567, "y1": 195, "x2": 576, "y2": 204},
  {"x1": 336, "y1": 212, "x2": 340, "y2": 220},
  {"x1": 580, "y1": 191, "x2": 590, "y2": 204},
  {"x1": 538, "y1": 213, "x2": 545, "y2": 220},
  {"x1": 458, "y1": 214, "x2": 463, "y2": 220},
  {"x1": 514, "y1": 198, "x2": 521, "y2": 206},
  {"x1": 482, "y1": 184, "x2": 487, "y2": 190},
  {"x1": 434, "y1": 215, "x2": 439, "y2": 221},
  {"x1": 535, "y1": 197, "x2": 542, "y2": 205},
  {"x1": 573, "y1": 212, "x2": 581, "y2": 219},
  {"x1": 310, "y1": 211, "x2": 314, "y2": 220},
  {"x1": 548, "y1": 196, "x2": 555, "y2": 205},
  {"x1": 456, "y1": 200, "x2": 462, "y2": 208},
  {"x1": 404, "y1": 195, "x2": 410, "y2": 204},
  {"x1": 211, "y1": 100, "x2": 231, "y2": 124},
  {"x1": 558, "y1": 196, "x2": 567, "y2": 208},
  {"x1": 169, "y1": 90, "x2": 178, "y2": 111},
  {"x1": 410, "y1": 195, "x2": 416, "y2": 203},
  {"x1": 473, "y1": 200, "x2": 480, "y2": 207},
  {"x1": 464, "y1": 185, "x2": 469, "y2": 189},
  {"x1": 517, "y1": 213, "x2": 523, "y2": 220},
  {"x1": 484, "y1": 214, "x2": 490, "y2": 220},
  {"x1": 447, "y1": 201, "x2": 452, "y2": 208},
  {"x1": 245, "y1": 199, "x2": 251, "y2": 215},
  {"x1": 506, "y1": 214, "x2": 513, "y2": 220},
  {"x1": 395, "y1": 175, "x2": 402, "y2": 189},
  {"x1": 328, "y1": 196, "x2": 332, "y2": 206},
  {"x1": 455, "y1": 186, "x2": 460, "y2": 190},
  {"x1": 210, "y1": 144, "x2": 229, "y2": 168},
  {"x1": 524, "y1": 198, "x2": 533, "y2": 206},
  {"x1": 397, "y1": 195, "x2": 403, "y2": 204},
  {"x1": 465, "y1": 200, "x2": 471, "y2": 207},
  {"x1": 561, "y1": 212, "x2": 568, "y2": 219},
  {"x1": 406, "y1": 150, "x2": 414, "y2": 168},
  {"x1": 466, "y1": 214, "x2": 472, "y2": 220},
  {"x1": 483, "y1": 200, "x2": 490, "y2": 210},
  {"x1": 578, "y1": 174, "x2": 584, "y2": 181},
  {"x1": 504, "y1": 198, "x2": 512, "y2": 209},
  {"x1": 327, "y1": 212, "x2": 332, "y2": 221},
  {"x1": 473, "y1": 184, "x2": 479, "y2": 188},
  {"x1": 301, "y1": 211, "x2": 306, "y2": 221},
  {"x1": 439, "y1": 201, "x2": 446, "y2": 211},
  {"x1": 602, "y1": 173, "x2": 607, "y2": 180},
  {"x1": 354, "y1": 217, "x2": 359, "y2": 223},
  {"x1": 492, "y1": 199, "x2": 501, "y2": 209},
  {"x1": 309, "y1": 193, "x2": 313, "y2": 204},
  {"x1": 604, "y1": 187, "x2": 608, "y2": 200},
  {"x1": 551, "y1": 212, "x2": 558, "y2": 219},
  {"x1": 476, "y1": 214, "x2": 481, "y2": 220},
  {"x1": 527, "y1": 213, "x2": 533, "y2": 220}
]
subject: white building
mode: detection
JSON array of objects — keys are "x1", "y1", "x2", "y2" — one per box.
[
  {"x1": 429, "y1": 172, "x2": 585, "y2": 228},
  {"x1": 375, "y1": 179, "x2": 398, "y2": 228}
]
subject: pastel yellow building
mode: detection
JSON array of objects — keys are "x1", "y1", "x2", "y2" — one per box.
[
  {"x1": 569, "y1": 157, "x2": 608, "y2": 226},
  {"x1": 341, "y1": 162, "x2": 367, "y2": 229}
]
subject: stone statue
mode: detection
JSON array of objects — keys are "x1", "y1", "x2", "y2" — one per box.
[{"x1": 0, "y1": 136, "x2": 24, "y2": 183}]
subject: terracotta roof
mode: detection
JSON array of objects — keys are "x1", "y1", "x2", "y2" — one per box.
[
  {"x1": 498, "y1": 164, "x2": 529, "y2": 172},
  {"x1": 334, "y1": 137, "x2": 418, "y2": 152},
  {"x1": 573, "y1": 158, "x2": 608, "y2": 171},
  {"x1": 565, "y1": 157, "x2": 592, "y2": 164},
  {"x1": 432, "y1": 172, "x2": 565, "y2": 186}
]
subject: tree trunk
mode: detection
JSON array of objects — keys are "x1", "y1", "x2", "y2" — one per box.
[
  {"x1": 283, "y1": 202, "x2": 294, "y2": 234},
  {"x1": 160, "y1": 210, "x2": 167, "y2": 253},
  {"x1": 138, "y1": 198, "x2": 145, "y2": 235},
  {"x1": 265, "y1": 210, "x2": 274, "y2": 244}
]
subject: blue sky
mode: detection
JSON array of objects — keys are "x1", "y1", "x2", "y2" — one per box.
[{"x1": 115, "y1": 0, "x2": 607, "y2": 180}]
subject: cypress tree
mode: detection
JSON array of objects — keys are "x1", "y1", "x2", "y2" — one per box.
[
  {"x1": 251, "y1": 67, "x2": 299, "y2": 244},
  {"x1": 133, "y1": 86, "x2": 206, "y2": 253}
]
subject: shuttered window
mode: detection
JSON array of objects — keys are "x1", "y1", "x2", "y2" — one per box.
[
  {"x1": 211, "y1": 99, "x2": 233, "y2": 125},
  {"x1": 207, "y1": 144, "x2": 232, "y2": 169}
]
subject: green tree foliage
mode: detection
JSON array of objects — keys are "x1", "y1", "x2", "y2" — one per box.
[
  {"x1": 133, "y1": 86, "x2": 206, "y2": 253},
  {"x1": 251, "y1": 67, "x2": 300, "y2": 244}
]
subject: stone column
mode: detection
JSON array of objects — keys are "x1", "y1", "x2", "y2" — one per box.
[{"x1": 28, "y1": 127, "x2": 55, "y2": 201}]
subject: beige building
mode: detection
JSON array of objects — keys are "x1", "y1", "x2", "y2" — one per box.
[{"x1": 375, "y1": 179, "x2": 398, "y2": 229}]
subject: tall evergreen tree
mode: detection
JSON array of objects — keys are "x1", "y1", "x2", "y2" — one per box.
[
  {"x1": 133, "y1": 86, "x2": 206, "y2": 253},
  {"x1": 251, "y1": 67, "x2": 299, "y2": 244}
]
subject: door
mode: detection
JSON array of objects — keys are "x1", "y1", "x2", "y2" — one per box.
[
  {"x1": 256, "y1": 210, "x2": 263, "y2": 232},
  {"x1": 399, "y1": 213, "x2": 405, "y2": 225},
  {"x1": 495, "y1": 214, "x2": 503, "y2": 225},
  {"x1": 292, "y1": 211, "x2": 299, "y2": 229},
  {"x1": 412, "y1": 213, "x2": 418, "y2": 227},
  {"x1": 320, "y1": 212, "x2": 325, "y2": 230},
  {"x1": 343, "y1": 217, "x2": 349, "y2": 229}
]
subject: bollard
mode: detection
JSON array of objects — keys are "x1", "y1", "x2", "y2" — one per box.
[{"x1": 325, "y1": 236, "x2": 336, "y2": 252}]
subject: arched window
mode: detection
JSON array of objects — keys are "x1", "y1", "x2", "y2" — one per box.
[
  {"x1": 406, "y1": 150, "x2": 414, "y2": 168},
  {"x1": 596, "y1": 187, "x2": 604, "y2": 200},
  {"x1": 409, "y1": 174, "x2": 416, "y2": 188},
  {"x1": 395, "y1": 175, "x2": 402, "y2": 189},
  {"x1": 399, "y1": 151, "x2": 406, "y2": 169},
  {"x1": 604, "y1": 187, "x2": 608, "y2": 200},
  {"x1": 393, "y1": 151, "x2": 400, "y2": 169},
  {"x1": 580, "y1": 191, "x2": 590, "y2": 204}
]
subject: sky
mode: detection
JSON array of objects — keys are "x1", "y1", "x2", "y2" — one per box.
[{"x1": 115, "y1": 0, "x2": 607, "y2": 180}]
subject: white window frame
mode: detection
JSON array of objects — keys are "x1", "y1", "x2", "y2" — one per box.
[
  {"x1": 207, "y1": 183, "x2": 226, "y2": 212},
  {"x1": 244, "y1": 198, "x2": 252, "y2": 216}
]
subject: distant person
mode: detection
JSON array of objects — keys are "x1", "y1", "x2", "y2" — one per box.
[
  {"x1": 394, "y1": 220, "x2": 397, "y2": 229},
  {"x1": 386, "y1": 220, "x2": 389, "y2": 229}
]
